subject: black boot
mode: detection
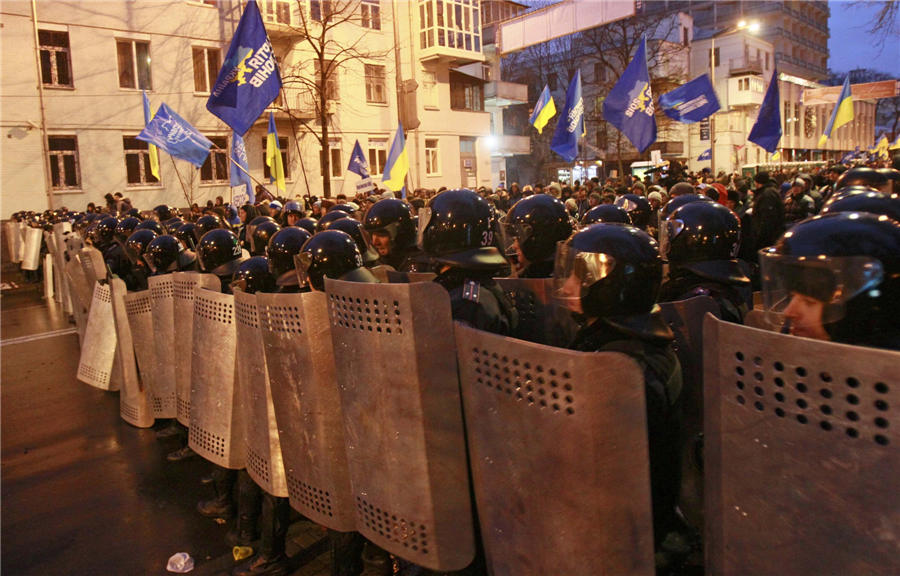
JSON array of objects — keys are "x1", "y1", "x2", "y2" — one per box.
[
  {"x1": 166, "y1": 443, "x2": 197, "y2": 462},
  {"x1": 231, "y1": 553, "x2": 291, "y2": 576},
  {"x1": 197, "y1": 467, "x2": 236, "y2": 519},
  {"x1": 226, "y1": 470, "x2": 261, "y2": 545}
]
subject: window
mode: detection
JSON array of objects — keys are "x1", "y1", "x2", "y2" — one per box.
[
  {"x1": 361, "y1": 0, "x2": 381, "y2": 29},
  {"x1": 368, "y1": 139, "x2": 388, "y2": 176},
  {"x1": 450, "y1": 71, "x2": 483, "y2": 111},
  {"x1": 201, "y1": 136, "x2": 228, "y2": 183},
  {"x1": 794, "y1": 102, "x2": 801, "y2": 137},
  {"x1": 425, "y1": 138, "x2": 440, "y2": 175},
  {"x1": 123, "y1": 136, "x2": 160, "y2": 186},
  {"x1": 117, "y1": 39, "x2": 152, "y2": 89},
  {"x1": 262, "y1": 137, "x2": 290, "y2": 180},
  {"x1": 365, "y1": 64, "x2": 387, "y2": 104},
  {"x1": 423, "y1": 71, "x2": 438, "y2": 108},
  {"x1": 329, "y1": 140, "x2": 343, "y2": 178},
  {"x1": 709, "y1": 46, "x2": 720, "y2": 68},
  {"x1": 48, "y1": 136, "x2": 81, "y2": 190},
  {"x1": 783, "y1": 101, "x2": 791, "y2": 134},
  {"x1": 263, "y1": 0, "x2": 292, "y2": 24},
  {"x1": 39, "y1": 30, "x2": 73, "y2": 87},
  {"x1": 192, "y1": 47, "x2": 221, "y2": 93},
  {"x1": 682, "y1": 26, "x2": 689, "y2": 46},
  {"x1": 419, "y1": 0, "x2": 481, "y2": 53},
  {"x1": 315, "y1": 59, "x2": 339, "y2": 101},
  {"x1": 765, "y1": 52, "x2": 770, "y2": 70},
  {"x1": 593, "y1": 62, "x2": 608, "y2": 83},
  {"x1": 310, "y1": 0, "x2": 331, "y2": 21}
]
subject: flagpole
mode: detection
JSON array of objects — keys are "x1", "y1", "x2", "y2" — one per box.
[
  {"x1": 168, "y1": 155, "x2": 193, "y2": 208},
  {"x1": 276, "y1": 87, "x2": 314, "y2": 205}
]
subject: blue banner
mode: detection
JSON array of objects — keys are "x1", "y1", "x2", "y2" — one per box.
[
  {"x1": 697, "y1": 148, "x2": 711, "y2": 161},
  {"x1": 602, "y1": 35, "x2": 657, "y2": 153},
  {"x1": 230, "y1": 132, "x2": 254, "y2": 203},
  {"x1": 347, "y1": 140, "x2": 370, "y2": 178},
  {"x1": 658, "y1": 74, "x2": 721, "y2": 124},
  {"x1": 550, "y1": 70, "x2": 585, "y2": 162},
  {"x1": 748, "y1": 66, "x2": 782, "y2": 154},
  {"x1": 206, "y1": 0, "x2": 282, "y2": 135},
  {"x1": 137, "y1": 103, "x2": 212, "y2": 167}
]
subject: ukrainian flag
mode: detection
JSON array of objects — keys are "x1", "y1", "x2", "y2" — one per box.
[
  {"x1": 266, "y1": 111, "x2": 285, "y2": 193},
  {"x1": 382, "y1": 122, "x2": 409, "y2": 194},
  {"x1": 818, "y1": 75, "x2": 853, "y2": 147},
  {"x1": 874, "y1": 134, "x2": 890, "y2": 159},
  {"x1": 529, "y1": 84, "x2": 556, "y2": 134},
  {"x1": 142, "y1": 91, "x2": 160, "y2": 180}
]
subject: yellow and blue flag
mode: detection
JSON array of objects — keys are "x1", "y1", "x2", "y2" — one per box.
[
  {"x1": 529, "y1": 85, "x2": 556, "y2": 134},
  {"x1": 137, "y1": 103, "x2": 212, "y2": 167},
  {"x1": 207, "y1": 0, "x2": 282, "y2": 135},
  {"x1": 874, "y1": 134, "x2": 890, "y2": 160},
  {"x1": 890, "y1": 134, "x2": 900, "y2": 150},
  {"x1": 382, "y1": 122, "x2": 409, "y2": 196},
  {"x1": 817, "y1": 75, "x2": 853, "y2": 147},
  {"x1": 602, "y1": 35, "x2": 656, "y2": 153},
  {"x1": 230, "y1": 131, "x2": 253, "y2": 202},
  {"x1": 659, "y1": 74, "x2": 720, "y2": 124},
  {"x1": 266, "y1": 112, "x2": 285, "y2": 193},
  {"x1": 550, "y1": 70, "x2": 585, "y2": 162},
  {"x1": 748, "y1": 66, "x2": 782, "y2": 154},
  {"x1": 141, "y1": 91, "x2": 160, "y2": 179}
]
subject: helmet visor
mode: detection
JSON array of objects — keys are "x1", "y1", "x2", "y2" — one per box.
[
  {"x1": 758, "y1": 249, "x2": 883, "y2": 333},
  {"x1": 294, "y1": 252, "x2": 316, "y2": 290},
  {"x1": 416, "y1": 207, "x2": 432, "y2": 251},
  {"x1": 552, "y1": 241, "x2": 617, "y2": 313},
  {"x1": 657, "y1": 217, "x2": 684, "y2": 262},
  {"x1": 499, "y1": 215, "x2": 530, "y2": 259}
]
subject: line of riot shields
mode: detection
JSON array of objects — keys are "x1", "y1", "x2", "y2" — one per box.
[{"x1": 55, "y1": 227, "x2": 898, "y2": 576}]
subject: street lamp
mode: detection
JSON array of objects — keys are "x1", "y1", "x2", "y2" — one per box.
[{"x1": 709, "y1": 19, "x2": 760, "y2": 176}]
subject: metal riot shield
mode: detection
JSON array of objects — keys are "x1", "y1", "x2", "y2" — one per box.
[
  {"x1": 43, "y1": 253, "x2": 55, "y2": 300},
  {"x1": 258, "y1": 291, "x2": 355, "y2": 531},
  {"x1": 189, "y1": 287, "x2": 245, "y2": 469},
  {"x1": 744, "y1": 308, "x2": 777, "y2": 331},
  {"x1": 109, "y1": 277, "x2": 154, "y2": 427},
  {"x1": 21, "y1": 226, "x2": 43, "y2": 271},
  {"x1": 385, "y1": 270, "x2": 437, "y2": 283},
  {"x1": 173, "y1": 272, "x2": 220, "y2": 426},
  {"x1": 494, "y1": 277, "x2": 575, "y2": 347},
  {"x1": 704, "y1": 315, "x2": 900, "y2": 576},
  {"x1": 53, "y1": 223, "x2": 73, "y2": 313},
  {"x1": 15, "y1": 221, "x2": 26, "y2": 262},
  {"x1": 76, "y1": 281, "x2": 120, "y2": 391},
  {"x1": 659, "y1": 296, "x2": 720, "y2": 532},
  {"x1": 148, "y1": 275, "x2": 177, "y2": 419},
  {"x1": 233, "y1": 291, "x2": 288, "y2": 497},
  {"x1": 326, "y1": 279, "x2": 474, "y2": 570},
  {"x1": 125, "y1": 290, "x2": 173, "y2": 418},
  {"x1": 65, "y1": 256, "x2": 92, "y2": 344},
  {"x1": 454, "y1": 322, "x2": 655, "y2": 576},
  {"x1": 79, "y1": 246, "x2": 106, "y2": 290},
  {"x1": 4, "y1": 220, "x2": 17, "y2": 262}
]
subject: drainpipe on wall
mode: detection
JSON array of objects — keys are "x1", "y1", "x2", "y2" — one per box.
[{"x1": 30, "y1": 0, "x2": 55, "y2": 210}]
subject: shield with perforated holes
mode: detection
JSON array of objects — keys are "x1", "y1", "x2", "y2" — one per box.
[
  {"x1": 495, "y1": 277, "x2": 575, "y2": 348},
  {"x1": 325, "y1": 279, "x2": 474, "y2": 570},
  {"x1": 258, "y1": 290, "x2": 355, "y2": 531},
  {"x1": 454, "y1": 322, "x2": 655, "y2": 575},
  {"x1": 234, "y1": 290, "x2": 288, "y2": 497},
  {"x1": 173, "y1": 272, "x2": 220, "y2": 426},
  {"x1": 704, "y1": 315, "x2": 900, "y2": 575},
  {"x1": 66, "y1": 255, "x2": 92, "y2": 344},
  {"x1": 78, "y1": 246, "x2": 106, "y2": 290},
  {"x1": 126, "y1": 288, "x2": 175, "y2": 418},
  {"x1": 149, "y1": 275, "x2": 178, "y2": 419},
  {"x1": 77, "y1": 281, "x2": 120, "y2": 391},
  {"x1": 109, "y1": 277, "x2": 154, "y2": 427},
  {"x1": 189, "y1": 287, "x2": 245, "y2": 469},
  {"x1": 52, "y1": 223, "x2": 73, "y2": 314}
]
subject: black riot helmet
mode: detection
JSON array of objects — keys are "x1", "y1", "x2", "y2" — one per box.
[
  {"x1": 553, "y1": 223, "x2": 662, "y2": 320},
  {"x1": 363, "y1": 198, "x2": 417, "y2": 250},
  {"x1": 114, "y1": 217, "x2": 141, "y2": 244},
  {"x1": 321, "y1": 216, "x2": 379, "y2": 265},
  {"x1": 295, "y1": 217, "x2": 318, "y2": 235},
  {"x1": 153, "y1": 204, "x2": 175, "y2": 221},
  {"x1": 94, "y1": 216, "x2": 119, "y2": 249},
  {"x1": 826, "y1": 184, "x2": 882, "y2": 204},
  {"x1": 417, "y1": 188, "x2": 507, "y2": 270},
  {"x1": 315, "y1": 210, "x2": 349, "y2": 232},
  {"x1": 231, "y1": 256, "x2": 276, "y2": 294},
  {"x1": 662, "y1": 200, "x2": 748, "y2": 284},
  {"x1": 144, "y1": 234, "x2": 195, "y2": 274},
  {"x1": 250, "y1": 219, "x2": 281, "y2": 256},
  {"x1": 136, "y1": 219, "x2": 164, "y2": 236},
  {"x1": 296, "y1": 230, "x2": 373, "y2": 291},
  {"x1": 330, "y1": 203, "x2": 359, "y2": 216},
  {"x1": 820, "y1": 190, "x2": 900, "y2": 222},
  {"x1": 194, "y1": 214, "x2": 223, "y2": 242},
  {"x1": 502, "y1": 194, "x2": 573, "y2": 263},
  {"x1": 581, "y1": 204, "x2": 632, "y2": 227},
  {"x1": 266, "y1": 226, "x2": 312, "y2": 285},
  {"x1": 614, "y1": 194, "x2": 652, "y2": 229},
  {"x1": 835, "y1": 166, "x2": 887, "y2": 192},
  {"x1": 197, "y1": 228, "x2": 244, "y2": 277},
  {"x1": 659, "y1": 193, "x2": 714, "y2": 221},
  {"x1": 124, "y1": 229, "x2": 158, "y2": 266},
  {"x1": 759, "y1": 212, "x2": 900, "y2": 347},
  {"x1": 174, "y1": 222, "x2": 198, "y2": 250},
  {"x1": 163, "y1": 217, "x2": 185, "y2": 234}
]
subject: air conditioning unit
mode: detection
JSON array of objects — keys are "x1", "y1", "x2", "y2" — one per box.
[{"x1": 325, "y1": 100, "x2": 338, "y2": 115}]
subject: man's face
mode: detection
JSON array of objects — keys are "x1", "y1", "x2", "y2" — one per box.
[
  {"x1": 783, "y1": 292, "x2": 830, "y2": 340},
  {"x1": 370, "y1": 231, "x2": 393, "y2": 256},
  {"x1": 577, "y1": 189, "x2": 586, "y2": 200},
  {"x1": 287, "y1": 213, "x2": 300, "y2": 226}
]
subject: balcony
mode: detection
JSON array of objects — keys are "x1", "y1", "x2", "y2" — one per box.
[
  {"x1": 728, "y1": 76, "x2": 765, "y2": 108},
  {"x1": 265, "y1": 88, "x2": 317, "y2": 120},
  {"x1": 484, "y1": 80, "x2": 528, "y2": 107},
  {"x1": 729, "y1": 57, "x2": 763, "y2": 76},
  {"x1": 490, "y1": 134, "x2": 530, "y2": 156},
  {"x1": 418, "y1": 0, "x2": 485, "y2": 65}
]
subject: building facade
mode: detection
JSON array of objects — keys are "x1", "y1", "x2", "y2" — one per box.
[{"x1": 1, "y1": 0, "x2": 494, "y2": 214}]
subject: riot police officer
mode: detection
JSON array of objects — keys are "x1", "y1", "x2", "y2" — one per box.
[
  {"x1": 266, "y1": 227, "x2": 312, "y2": 292},
  {"x1": 362, "y1": 198, "x2": 421, "y2": 272},
  {"x1": 502, "y1": 194, "x2": 573, "y2": 278}
]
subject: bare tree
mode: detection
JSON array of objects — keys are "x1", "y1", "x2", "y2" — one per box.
[{"x1": 851, "y1": 0, "x2": 899, "y2": 54}]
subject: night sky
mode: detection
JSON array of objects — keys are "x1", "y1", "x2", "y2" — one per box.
[{"x1": 828, "y1": 0, "x2": 900, "y2": 76}]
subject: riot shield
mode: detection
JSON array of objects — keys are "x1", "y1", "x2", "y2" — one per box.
[
  {"x1": 326, "y1": 279, "x2": 474, "y2": 570},
  {"x1": 76, "y1": 281, "x2": 120, "y2": 391},
  {"x1": 43, "y1": 253, "x2": 55, "y2": 300},
  {"x1": 109, "y1": 277, "x2": 154, "y2": 427},
  {"x1": 454, "y1": 323, "x2": 655, "y2": 575},
  {"x1": 53, "y1": 223, "x2": 73, "y2": 314},
  {"x1": 15, "y1": 221, "x2": 26, "y2": 262},
  {"x1": 79, "y1": 246, "x2": 106, "y2": 289},
  {"x1": 4, "y1": 221, "x2": 17, "y2": 262},
  {"x1": 21, "y1": 226, "x2": 43, "y2": 271},
  {"x1": 659, "y1": 296, "x2": 720, "y2": 532},
  {"x1": 173, "y1": 272, "x2": 220, "y2": 426},
  {"x1": 257, "y1": 291, "x2": 355, "y2": 531},
  {"x1": 148, "y1": 276, "x2": 177, "y2": 419},
  {"x1": 125, "y1": 290, "x2": 174, "y2": 418},
  {"x1": 385, "y1": 270, "x2": 437, "y2": 283},
  {"x1": 65, "y1": 255, "x2": 93, "y2": 344},
  {"x1": 744, "y1": 308, "x2": 781, "y2": 331},
  {"x1": 704, "y1": 315, "x2": 900, "y2": 575},
  {"x1": 189, "y1": 287, "x2": 245, "y2": 469},
  {"x1": 495, "y1": 277, "x2": 575, "y2": 347}
]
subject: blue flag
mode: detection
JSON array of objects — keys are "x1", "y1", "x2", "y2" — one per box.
[
  {"x1": 748, "y1": 66, "x2": 782, "y2": 154},
  {"x1": 137, "y1": 103, "x2": 212, "y2": 167},
  {"x1": 659, "y1": 74, "x2": 720, "y2": 124},
  {"x1": 230, "y1": 131, "x2": 254, "y2": 203},
  {"x1": 347, "y1": 140, "x2": 370, "y2": 178},
  {"x1": 697, "y1": 148, "x2": 711, "y2": 161},
  {"x1": 550, "y1": 70, "x2": 585, "y2": 162},
  {"x1": 603, "y1": 36, "x2": 657, "y2": 154},
  {"x1": 207, "y1": 0, "x2": 282, "y2": 135}
]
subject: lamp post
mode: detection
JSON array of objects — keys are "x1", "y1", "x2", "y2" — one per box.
[{"x1": 709, "y1": 19, "x2": 759, "y2": 177}]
